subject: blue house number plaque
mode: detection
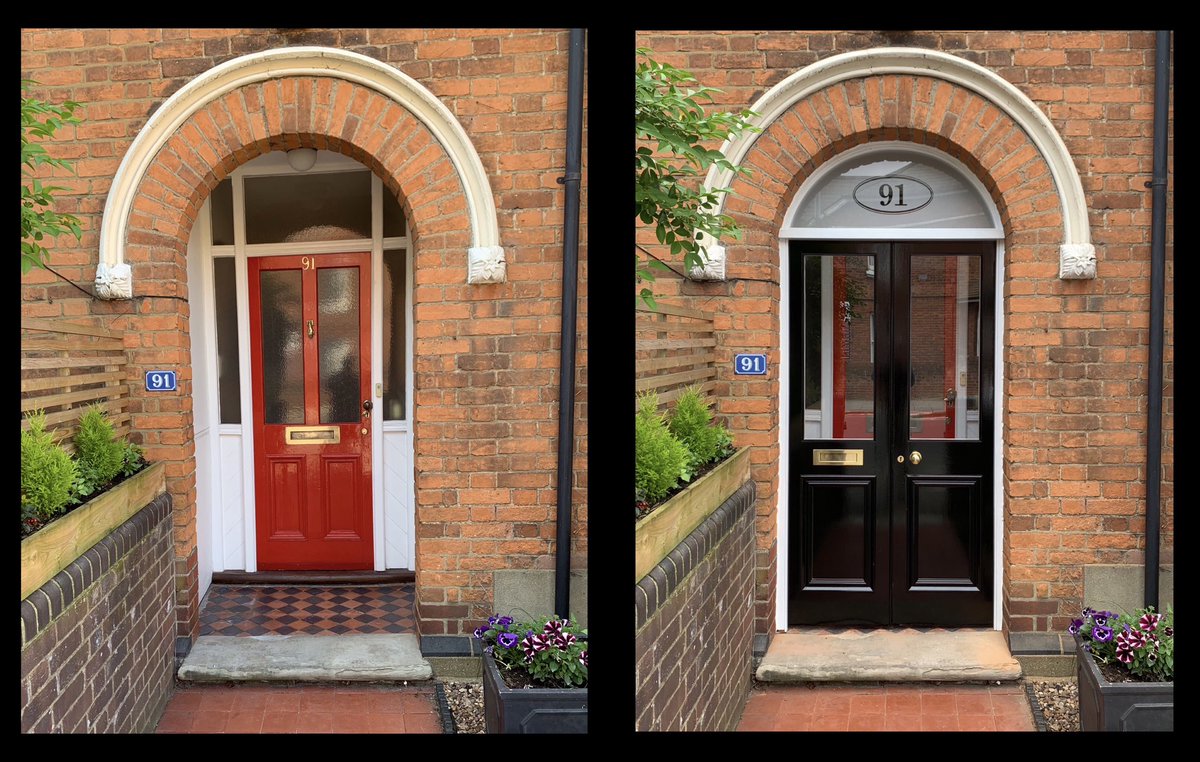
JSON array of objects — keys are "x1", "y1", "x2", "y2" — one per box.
[
  {"x1": 145, "y1": 370, "x2": 177, "y2": 392},
  {"x1": 734, "y1": 354, "x2": 767, "y2": 375}
]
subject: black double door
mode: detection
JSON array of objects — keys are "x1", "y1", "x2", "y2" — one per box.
[{"x1": 789, "y1": 241, "x2": 995, "y2": 627}]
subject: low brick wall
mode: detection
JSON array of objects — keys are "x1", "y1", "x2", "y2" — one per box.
[
  {"x1": 21, "y1": 493, "x2": 175, "y2": 733},
  {"x1": 635, "y1": 480, "x2": 756, "y2": 731}
]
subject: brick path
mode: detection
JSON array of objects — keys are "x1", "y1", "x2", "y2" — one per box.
[
  {"x1": 738, "y1": 682, "x2": 1036, "y2": 732},
  {"x1": 154, "y1": 683, "x2": 443, "y2": 734}
]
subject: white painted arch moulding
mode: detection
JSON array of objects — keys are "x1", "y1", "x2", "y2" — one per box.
[
  {"x1": 96, "y1": 46, "x2": 505, "y2": 298},
  {"x1": 702, "y1": 47, "x2": 1096, "y2": 280}
]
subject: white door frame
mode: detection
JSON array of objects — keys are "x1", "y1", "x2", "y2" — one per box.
[
  {"x1": 190, "y1": 151, "x2": 415, "y2": 574},
  {"x1": 775, "y1": 142, "x2": 1006, "y2": 631}
]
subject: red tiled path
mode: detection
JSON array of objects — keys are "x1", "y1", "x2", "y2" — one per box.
[
  {"x1": 155, "y1": 683, "x2": 443, "y2": 734},
  {"x1": 738, "y1": 682, "x2": 1036, "y2": 732}
]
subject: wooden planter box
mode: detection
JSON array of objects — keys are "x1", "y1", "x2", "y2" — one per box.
[
  {"x1": 1075, "y1": 635, "x2": 1174, "y2": 731},
  {"x1": 635, "y1": 446, "x2": 750, "y2": 583},
  {"x1": 481, "y1": 651, "x2": 588, "y2": 734},
  {"x1": 21, "y1": 461, "x2": 166, "y2": 601}
]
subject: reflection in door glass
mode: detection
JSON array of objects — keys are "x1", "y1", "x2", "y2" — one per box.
[
  {"x1": 260, "y1": 270, "x2": 305, "y2": 424},
  {"x1": 318, "y1": 267, "x2": 361, "y2": 424},
  {"x1": 909, "y1": 256, "x2": 980, "y2": 440},
  {"x1": 803, "y1": 255, "x2": 875, "y2": 440}
]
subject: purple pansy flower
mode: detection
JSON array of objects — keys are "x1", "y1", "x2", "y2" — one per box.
[
  {"x1": 488, "y1": 615, "x2": 499, "y2": 626},
  {"x1": 484, "y1": 645, "x2": 494, "y2": 654},
  {"x1": 1092, "y1": 625, "x2": 1114, "y2": 643},
  {"x1": 498, "y1": 632, "x2": 519, "y2": 649},
  {"x1": 1069, "y1": 619, "x2": 1084, "y2": 635},
  {"x1": 497, "y1": 616, "x2": 513, "y2": 627},
  {"x1": 474, "y1": 625, "x2": 489, "y2": 639},
  {"x1": 1083, "y1": 607, "x2": 1095, "y2": 618},
  {"x1": 1093, "y1": 612, "x2": 1111, "y2": 627}
]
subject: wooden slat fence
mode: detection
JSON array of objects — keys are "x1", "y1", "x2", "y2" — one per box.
[
  {"x1": 21, "y1": 319, "x2": 131, "y2": 454},
  {"x1": 635, "y1": 302, "x2": 717, "y2": 410}
]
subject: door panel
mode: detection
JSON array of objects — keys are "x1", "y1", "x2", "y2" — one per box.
[
  {"x1": 790, "y1": 240, "x2": 994, "y2": 627},
  {"x1": 907, "y1": 476, "x2": 981, "y2": 587},
  {"x1": 790, "y1": 242, "x2": 891, "y2": 626},
  {"x1": 801, "y1": 476, "x2": 877, "y2": 588},
  {"x1": 250, "y1": 252, "x2": 373, "y2": 570}
]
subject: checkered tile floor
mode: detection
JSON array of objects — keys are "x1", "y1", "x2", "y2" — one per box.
[{"x1": 199, "y1": 584, "x2": 416, "y2": 636}]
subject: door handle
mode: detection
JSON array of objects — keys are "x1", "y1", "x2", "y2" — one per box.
[
  {"x1": 307, "y1": 320, "x2": 314, "y2": 339},
  {"x1": 944, "y1": 388, "x2": 957, "y2": 405},
  {"x1": 909, "y1": 450, "x2": 923, "y2": 465},
  {"x1": 362, "y1": 399, "x2": 373, "y2": 419}
]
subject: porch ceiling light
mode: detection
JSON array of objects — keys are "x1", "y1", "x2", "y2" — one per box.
[{"x1": 286, "y1": 148, "x2": 318, "y2": 172}]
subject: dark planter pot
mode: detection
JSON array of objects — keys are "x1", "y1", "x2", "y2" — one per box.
[
  {"x1": 481, "y1": 652, "x2": 587, "y2": 734},
  {"x1": 1075, "y1": 636, "x2": 1173, "y2": 731}
]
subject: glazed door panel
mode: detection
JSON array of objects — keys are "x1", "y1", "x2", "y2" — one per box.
[
  {"x1": 249, "y1": 252, "x2": 373, "y2": 569},
  {"x1": 789, "y1": 241, "x2": 994, "y2": 626}
]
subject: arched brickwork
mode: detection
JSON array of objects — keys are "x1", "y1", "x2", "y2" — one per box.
[
  {"x1": 712, "y1": 73, "x2": 1071, "y2": 638},
  {"x1": 107, "y1": 75, "x2": 482, "y2": 643}
]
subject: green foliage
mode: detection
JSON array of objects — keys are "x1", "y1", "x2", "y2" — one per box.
[
  {"x1": 635, "y1": 49, "x2": 759, "y2": 308},
  {"x1": 120, "y1": 440, "x2": 145, "y2": 478},
  {"x1": 22, "y1": 81, "x2": 83, "y2": 274},
  {"x1": 668, "y1": 385, "x2": 724, "y2": 469},
  {"x1": 475, "y1": 614, "x2": 588, "y2": 689},
  {"x1": 21, "y1": 411, "x2": 79, "y2": 523},
  {"x1": 635, "y1": 392, "x2": 692, "y2": 504},
  {"x1": 73, "y1": 405, "x2": 126, "y2": 500}
]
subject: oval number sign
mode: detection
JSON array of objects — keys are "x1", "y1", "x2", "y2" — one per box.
[{"x1": 852, "y1": 175, "x2": 933, "y2": 214}]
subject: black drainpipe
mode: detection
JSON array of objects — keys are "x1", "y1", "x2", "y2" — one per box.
[
  {"x1": 1144, "y1": 30, "x2": 1170, "y2": 610},
  {"x1": 554, "y1": 28, "x2": 585, "y2": 620}
]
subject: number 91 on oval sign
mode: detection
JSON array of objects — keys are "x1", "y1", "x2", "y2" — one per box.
[{"x1": 852, "y1": 175, "x2": 933, "y2": 214}]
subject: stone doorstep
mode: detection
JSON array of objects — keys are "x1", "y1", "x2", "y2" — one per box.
[
  {"x1": 756, "y1": 629, "x2": 1023, "y2": 683},
  {"x1": 177, "y1": 634, "x2": 433, "y2": 683}
]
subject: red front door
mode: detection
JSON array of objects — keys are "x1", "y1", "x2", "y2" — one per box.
[{"x1": 249, "y1": 252, "x2": 373, "y2": 569}]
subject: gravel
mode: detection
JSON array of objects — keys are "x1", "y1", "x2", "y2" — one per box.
[
  {"x1": 1029, "y1": 679, "x2": 1079, "y2": 732},
  {"x1": 443, "y1": 681, "x2": 485, "y2": 734}
]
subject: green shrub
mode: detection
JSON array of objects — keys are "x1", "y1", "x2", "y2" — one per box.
[
  {"x1": 668, "y1": 385, "x2": 726, "y2": 469},
  {"x1": 635, "y1": 392, "x2": 691, "y2": 504},
  {"x1": 74, "y1": 404, "x2": 125, "y2": 498},
  {"x1": 21, "y1": 411, "x2": 79, "y2": 522},
  {"x1": 119, "y1": 440, "x2": 145, "y2": 478}
]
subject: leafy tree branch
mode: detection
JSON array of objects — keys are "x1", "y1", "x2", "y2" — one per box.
[
  {"x1": 22, "y1": 81, "x2": 83, "y2": 274},
  {"x1": 635, "y1": 49, "x2": 758, "y2": 308}
]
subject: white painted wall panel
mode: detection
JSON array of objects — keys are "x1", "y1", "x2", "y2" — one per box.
[
  {"x1": 219, "y1": 433, "x2": 246, "y2": 570},
  {"x1": 383, "y1": 428, "x2": 413, "y2": 569}
]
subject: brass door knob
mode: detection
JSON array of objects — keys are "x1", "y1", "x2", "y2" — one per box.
[{"x1": 910, "y1": 451, "x2": 923, "y2": 465}]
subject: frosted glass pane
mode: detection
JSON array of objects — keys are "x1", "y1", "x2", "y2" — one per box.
[
  {"x1": 213, "y1": 257, "x2": 241, "y2": 424},
  {"x1": 318, "y1": 267, "x2": 360, "y2": 424},
  {"x1": 383, "y1": 249, "x2": 407, "y2": 421},
  {"x1": 793, "y1": 151, "x2": 994, "y2": 229},
  {"x1": 910, "y1": 255, "x2": 981, "y2": 440},
  {"x1": 211, "y1": 179, "x2": 234, "y2": 245},
  {"x1": 244, "y1": 171, "x2": 371, "y2": 244},
  {"x1": 259, "y1": 270, "x2": 305, "y2": 424},
  {"x1": 803, "y1": 255, "x2": 876, "y2": 440}
]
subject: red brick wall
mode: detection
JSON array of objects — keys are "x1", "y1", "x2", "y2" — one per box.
[
  {"x1": 636, "y1": 31, "x2": 1173, "y2": 637},
  {"x1": 635, "y1": 482, "x2": 756, "y2": 731},
  {"x1": 21, "y1": 495, "x2": 175, "y2": 733},
  {"x1": 21, "y1": 28, "x2": 587, "y2": 641}
]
